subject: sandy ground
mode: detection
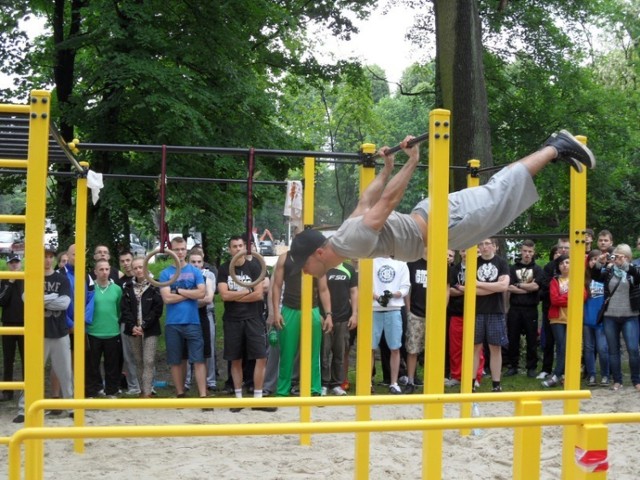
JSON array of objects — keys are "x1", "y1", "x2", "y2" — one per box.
[{"x1": 1, "y1": 388, "x2": 639, "y2": 479}]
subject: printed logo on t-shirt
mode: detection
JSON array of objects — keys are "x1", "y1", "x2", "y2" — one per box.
[
  {"x1": 328, "y1": 274, "x2": 348, "y2": 281},
  {"x1": 227, "y1": 275, "x2": 252, "y2": 292},
  {"x1": 477, "y1": 262, "x2": 499, "y2": 282},
  {"x1": 516, "y1": 267, "x2": 534, "y2": 283},
  {"x1": 414, "y1": 269, "x2": 427, "y2": 288},
  {"x1": 377, "y1": 264, "x2": 396, "y2": 284}
]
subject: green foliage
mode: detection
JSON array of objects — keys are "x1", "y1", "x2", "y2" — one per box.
[{"x1": 2, "y1": 0, "x2": 640, "y2": 251}]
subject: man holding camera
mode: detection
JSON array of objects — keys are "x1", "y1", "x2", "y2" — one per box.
[{"x1": 372, "y1": 257, "x2": 410, "y2": 394}]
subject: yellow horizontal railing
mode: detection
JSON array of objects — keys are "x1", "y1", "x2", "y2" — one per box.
[
  {"x1": 0, "y1": 159, "x2": 28, "y2": 169},
  {"x1": 9, "y1": 411, "x2": 640, "y2": 480},
  {"x1": 0, "y1": 327, "x2": 24, "y2": 335},
  {"x1": 0, "y1": 215, "x2": 26, "y2": 224},
  {"x1": 24, "y1": 390, "x2": 592, "y2": 415},
  {"x1": 0, "y1": 272, "x2": 25, "y2": 280},
  {"x1": 5, "y1": 391, "x2": 591, "y2": 463},
  {"x1": 0, "y1": 104, "x2": 30, "y2": 114},
  {"x1": 0, "y1": 381, "x2": 25, "y2": 390}
]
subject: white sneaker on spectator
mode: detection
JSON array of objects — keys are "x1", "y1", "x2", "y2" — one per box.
[
  {"x1": 321, "y1": 386, "x2": 328, "y2": 396},
  {"x1": 389, "y1": 384, "x2": 402, "y2": 394},
  {"x1": 444, "y1": 378, "x2": 461, "y2": 387},
  {"x1": 398, "y1": 376, "x2": 409, "y2": 386},
  {"x1": 536, "y1": 371, "x2": 550, "y2": 380},
  {"x1": 331, "y1": 386, "x2": 347, "y2": 396}
]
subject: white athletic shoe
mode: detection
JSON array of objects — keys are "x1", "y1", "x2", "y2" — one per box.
[
  {"x1": 331, "y1": 386, "x2": 347, "y2": 396},
  {"x1": 536, "y1": 371, "x2": 550, "y2": 380},
  {"x1": 444, "y1": 378, "x2": 461, "y2": 387},
  {"x1": 320, "y1": 386, "x2": 328, "y2": 396}
]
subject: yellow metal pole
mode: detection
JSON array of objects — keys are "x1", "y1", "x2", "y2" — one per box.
[
  {"x1": 23, "y1": 89, "x2": 51, "y2": 479},
  {"x1": 299, "y1": 156, "x2": 316, "y2": 446},
  {"x1": 574, "y1": 423, "x2": 609, "y2": 480},
  {"x1": 423, "y1": 109, "x2": 451, "y2": 479},
  {"x1": 355, "y1": 143, "x2": 376, "y2": 480},
  {"x1": 459, "y1": 159, "x2": 480, "y2": 436},
  {"x1": 73, "y1": 161, "x2": 90, "y2": 453},
  {"x1": 513, "y1": 400, "x2": 543, "y2": 480},
  {"x1": 562, "y1": 135, "x2": 588, "y2": 479}
]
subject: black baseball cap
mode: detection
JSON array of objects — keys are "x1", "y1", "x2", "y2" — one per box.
[
  {"x1": 7, "y1": 254, "x2": 21, "y2": 263},
  {"x1": 288, "y1": 229, "x2": 327, "y2": 274}
]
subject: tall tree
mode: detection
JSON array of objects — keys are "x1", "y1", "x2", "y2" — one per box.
[{"x1": 434, "y1": 0, "x2": 492, "y2": 191}]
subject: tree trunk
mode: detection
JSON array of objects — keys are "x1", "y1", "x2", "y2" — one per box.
[
  {"x1": 51, "y1": 0, "x2": 84, "y2": 250},
  {"x1": 434, "y1": 0, "x2": 493, "y2": 192}
]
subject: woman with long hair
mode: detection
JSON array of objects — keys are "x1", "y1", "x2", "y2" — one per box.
[{"x1": 542, "y1": 254, "x2": 588, "y2": 387}]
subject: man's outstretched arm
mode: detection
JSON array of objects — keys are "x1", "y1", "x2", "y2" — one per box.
[
  {"x1": 361, "y1": 135, "x2": 420, "y2": 232},
  {"x1": 349, "y1": 149, "x2": 394, "y2": 219}
]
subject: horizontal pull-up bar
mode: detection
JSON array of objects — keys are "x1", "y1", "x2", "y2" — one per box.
[
  {"x1": 75, "y1": 142, "x2": 364, "y2": 160},
  {"x1": 75, "y1": 133, "x2": 431, "y2": 161},
  {"x1": 0, "y1": 169, "x2": 288, "y2": 185},
  {"x1": 371, "y1": 132, "x2": 430, "y2": 159}
]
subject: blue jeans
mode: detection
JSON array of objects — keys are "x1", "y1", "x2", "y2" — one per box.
[
  {"x1": 583, "y1": 324, "x2": 609, "y2": 378},
  {"x1": 603, "y1": 316, "x2": 640, "y2": 385},
  {"x1": 550, "y1": 323, "x2": 567, "y2": 377}
]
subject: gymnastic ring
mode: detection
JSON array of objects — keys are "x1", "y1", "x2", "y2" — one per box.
[
  {"x1": 143, "y1": 247, "x2": 182, "y2": 288},
  {"x1": 229, "y1": 249, "x2": 267, "y2": 289}
]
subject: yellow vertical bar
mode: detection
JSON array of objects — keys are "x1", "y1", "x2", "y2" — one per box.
[
  {"x1": 423, "y1": 109, "x2": 451, "y2": 479},
  {"x1": 562, "y1": 135, "x2": 588, "y2": 478},
  {"x1": 23, "y1": 90, "x2": 50, "y2": 479},
  {"x1": 513, "y1": 400, "x2": 543, "y2": 480},
  {"x1": 459, "y1": 159, "x2": 480, "y2": 436},
  {"x1": 574, "y1": 423, "x2": 608, "y2": 480},
  {"x1": 299, "y1": 156, "x2": 315, "y2": 446},
  {"x1": 354, "y1": 143, "x2": 376, "y2": 480},
  {"x1": 73, "y1": 161, "x2": 90, "y2": 452}
]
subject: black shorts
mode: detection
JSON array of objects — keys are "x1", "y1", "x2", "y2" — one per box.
[{"x1": 223, "y1": 316, "x2": 267, "y2": 361}]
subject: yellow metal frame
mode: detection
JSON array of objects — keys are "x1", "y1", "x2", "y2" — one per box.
[
  {"x1": 0, "y1": 91, "x2": 50, "y2": 478},
  {"x1": 299, "y1": 156, "x2": 316, "y2": 446},
  {"x1": 562, "y1": 135, "x2": 588, "y2": 479},
  {"x1": 422, "y1": 109, "x2": 451, "y2": 478},
  {"x1": 459, "y1": 158, "x2": 480, "y2": 436},
  {"x1": 3, "y1": 101, "x2": 612, "y2": 479},
  {"x1": 354, "y1": 142, "x2": 376, "y2": 478}
]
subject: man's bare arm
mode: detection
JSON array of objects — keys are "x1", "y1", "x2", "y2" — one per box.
[
  {"x1": 270, "y1": 254, "x2": 287, "y2": 329},
  {"x1": 177, "y1": 283, "x2": 205, "y2": 300},
  {"x1": 348, "y1": 285, "x2": 358, "y2": 330},
  {"x1": 361, "y1": 137, "x2": 420, "y2": 232},
  {"x1": 318, "y1": 276, "x2": 333, "y2": 333}
]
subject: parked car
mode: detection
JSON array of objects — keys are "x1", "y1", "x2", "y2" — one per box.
[
  {"x1": 259, "y1": 240, "x2": 275, "y2": 256},
  {"x1": 130, "y1": 242, "x2": 146, "y2": 257},
  {"x1": 0, "y1": 231, "x2": 24, "y2": 257}
]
